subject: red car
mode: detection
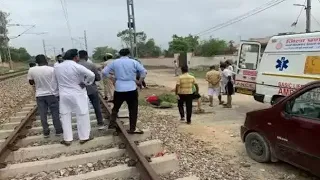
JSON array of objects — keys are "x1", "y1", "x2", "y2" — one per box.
[{"x1": 241, "y1": 81, "x2": 320, "y2": 177}]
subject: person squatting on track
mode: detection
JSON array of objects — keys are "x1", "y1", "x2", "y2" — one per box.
[
  {"x1": 27, "y1": 55, "x2": 63, "y2": 138},
  {"x1": 206, "y1": 65, "x2": 224, "y2": 107},
  {"x1": 78, "y1": 50, "x2": 105, "y2": 129},
  {"x1": 175, "y1": 66, "x2": 199, "y2": 124},
  {"x1": 54, "y1": 49, "x2": 95, "y2": 146},
  {"x1": 102, "y1": 48, "x2": 147, "y2": 134},
  {"x1": 102, "y1": 53, "x2": 115, "y2": 101}
]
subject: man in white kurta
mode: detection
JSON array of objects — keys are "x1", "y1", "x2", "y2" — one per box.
[{"x1": 54, "y1": 49, "x2": 95, "y2": 146}]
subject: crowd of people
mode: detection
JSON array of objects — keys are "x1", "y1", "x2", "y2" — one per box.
[
  {"x1": 27, "y1": 47, "x2": 234, "y2": 145},
  {"x1": 27, "y1": 48, "x2": 147, "y2": 146},
  {"x1": 175, "y1": 60, "x2": 235, "y2": 124}
]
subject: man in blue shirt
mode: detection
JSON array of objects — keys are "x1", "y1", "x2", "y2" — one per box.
[{"x1": 102, "y1": 48, "x2": 147, "y2": 134}]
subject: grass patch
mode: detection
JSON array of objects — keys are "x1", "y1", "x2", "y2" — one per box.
[
  {"x1": 158, "y1": 93, "x2": 177, "y2": 104},
  {"x1": 138, "y1": 92, "x2": 177, "y2": 107},
  {"x1": 138, "y1": 98, "x2": 149, "y2": 106}
]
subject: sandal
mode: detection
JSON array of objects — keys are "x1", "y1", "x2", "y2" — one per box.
[{"x1": 127, "y1": 129, "x2": 144, "y2": 134}]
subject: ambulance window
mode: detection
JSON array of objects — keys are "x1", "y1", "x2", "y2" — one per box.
[
  {"x1": 286, "y1": 87, "x2": 320, "y2": 120},
  {"x1": 239, "y1": 44, "x2": 260, "y2": 70}
]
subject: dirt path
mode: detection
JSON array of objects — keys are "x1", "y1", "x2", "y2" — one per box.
[{"x1": 145, "y1": 69, "x2": 317, "y2": 180}]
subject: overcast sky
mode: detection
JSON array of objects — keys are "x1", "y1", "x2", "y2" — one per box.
[{"x1": 2, "y1": 0, "x2": 320, "y2": 56}]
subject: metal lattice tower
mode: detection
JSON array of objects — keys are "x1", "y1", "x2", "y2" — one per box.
[{"x1": 127, "y1": 0, "x2": 138, "y2": 57}]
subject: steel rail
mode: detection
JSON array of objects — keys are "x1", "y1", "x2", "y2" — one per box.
[
  {"x1": 98, "y1": 92, "x2": 160, "y2": 180},
  {"x1": 0, "y1": 69, "x2": 27, "y2": 76},
  {"x1": 0, "y1": 105, "x2": 37, "y2": 168},
  {"x1": 0, "y1": 70, "x2": 28, "y2": 81}
]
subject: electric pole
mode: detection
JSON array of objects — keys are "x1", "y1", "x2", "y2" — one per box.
[
  {"x1": 84, "y1": 30, "x2": 88, "y2": 52},
  {"x1": 127, "y1": 0, "x2": 138, "y2": 57},
  {"x1": 306, "y1": 0, "x2": 311, "y2": 33},
  {"x1": 42, "y1": 39, "x2": 47, "y2": 56},
  {"x1": 3, "y1": 26, "x2": 13, "y2": 71}
]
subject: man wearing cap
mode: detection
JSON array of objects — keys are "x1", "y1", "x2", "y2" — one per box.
[{"x1": 54, "y1": 49, "x2": 95, "y2": 146}]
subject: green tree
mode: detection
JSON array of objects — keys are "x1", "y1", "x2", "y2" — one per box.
[
  {"x1": 225, "y1": 40, "x2": 237, "y2": 54},
  {"x1": 168, "y1": 34, "x2": 199, "y2": 54},
  {"x1": 10, "y1": 47, "x2": 31, "y2": 61},
  {"x1": 117, "y1": 29, "x2": 162, "y2": 57},
  {"x1": 117, "y1": 29, "x2": 147, "y2": 48},
  {"x1": 92, "y1": 46, "x2": 117, "y2": 62},
  {"x1": 196, "y1": 38, "x2": 228, "y2": 57},
  {"x1": 137, "y1": 38, "x2": 161, "y2": 58}
]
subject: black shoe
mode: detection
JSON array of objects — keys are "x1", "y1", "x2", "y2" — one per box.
[
  {"x1": 187, "y1": 122, "x2": 191, "y2": 125},
  {"x1": 108, "y1": 122, "x2": 117, "y2": 129},
  {"x1": 44, "y1": 134, "x2": 50, "y2": 138},
  {"x1": 180, "y1": 118, "x2": 185, "y2": 121},
  {"x1": 127, "y1": 129, "x2": 144, "y2": 134},
  {"x1": 80, "y1": 136, "x2": 94, "y2": 144},
  {"x1": 60, "y1": 140, "x2": 72, "y2": 146}
]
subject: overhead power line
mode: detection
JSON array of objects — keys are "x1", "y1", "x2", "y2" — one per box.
[
  {"x1": 311, "y1": 14, "x2": 320, "y2": 27},
  {"x1": 59, "y1": 0, "x2": 73, "y2": 46},
  {"x1": 290, "y1": 0, "x2": 307, "y2": 32},
  {"x1": 9, "y1": 25, "x2": 36, "y2": 39},
  {"x1": 195, "y1": 0, "x2": 287, "y2": 37}
]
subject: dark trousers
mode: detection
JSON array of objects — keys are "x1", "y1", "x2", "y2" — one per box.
[
  {"x1": 178, "y1": 94, "x2": 193, "y2": 123},
  {"x1": 88, "y1": 92, "x2": 104, "y2": 126},
  {"x1": 36, "y1": 95, "x2": 63, "y2": 135},
  {"x1": 111, "y1": 90, "x2": 138, "y2": 131}
]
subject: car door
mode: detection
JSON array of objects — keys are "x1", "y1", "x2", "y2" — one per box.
[
  {"x1": 280, "y1": 85, "x2": 320, "y2": 175},
  {"x1": 235, "y1": 42, "x2": 261, "y2": 95}
]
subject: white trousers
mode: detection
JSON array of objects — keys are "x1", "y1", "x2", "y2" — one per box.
[{"x1": 61, "y1": 112, "x2": 91, "y2": 141}]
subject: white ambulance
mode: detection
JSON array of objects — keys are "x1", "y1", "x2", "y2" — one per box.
[{"x1": 235, "y1": 32, "x2": 320, "y2": 104}]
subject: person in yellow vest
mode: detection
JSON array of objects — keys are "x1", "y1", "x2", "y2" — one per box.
[{"x1": 175, "y1": 66, "x2": 199, "y2": 124}]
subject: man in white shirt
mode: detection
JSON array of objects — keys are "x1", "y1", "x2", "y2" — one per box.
[
  {"x1": 27, "y1": 55, "x2": 62, "y2": 138},
  {"x1": 54, "y1": 55, "x2": 63, "y2": 67},
  {"x1": 220, "y1": 62, "x2": 234, "y2": 108},
  {"x1": 54, "y1": 49, "x2": 95, "y2": 146},
  {"x1": 174, "y1": 60, "x2": 178, "y2": 76}
]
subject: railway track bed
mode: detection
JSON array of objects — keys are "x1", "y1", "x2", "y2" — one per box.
[
  {"x1": 0, "y1": 92, "x2": 198, "y2": 179},
  {"x1": 0, "y1": 70, "x2": 28, "y2": 82}
]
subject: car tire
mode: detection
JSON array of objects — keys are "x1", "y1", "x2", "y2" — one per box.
[{"x1": 245, "y1": 132, "x2": 271, "y2": 163}]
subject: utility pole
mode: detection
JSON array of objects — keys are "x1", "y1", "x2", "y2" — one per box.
[
  {"x1": 127, "y1": 0, "x2": 138, "y2": 57},
  {"x1": 42, "y1": 39, "x2": 47, "y2": 56},
  {"x1": 84, "y1": 30, "x2": 88, "y2": 52},
  {"x1": 306, "y1": 0, "x2": 311, "y2": 33},
  {"x1": 5, "y1": 31, "x2": 13, "y2": 71}
]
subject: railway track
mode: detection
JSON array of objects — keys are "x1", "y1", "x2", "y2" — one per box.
[
  {"x1": 0, "y1": 87, "x2": 197, "y2": 179},
  {"x1": 0, "y1": 70, "x2": 28, "y2": 81}
]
